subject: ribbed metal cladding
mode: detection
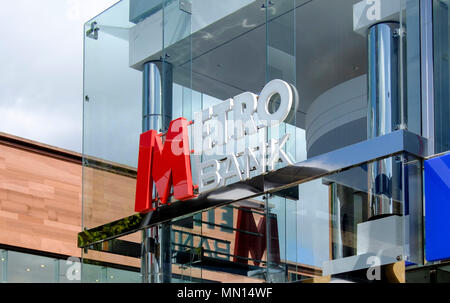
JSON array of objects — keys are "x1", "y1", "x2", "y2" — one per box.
[
  {"x1": 367, "y1": 22, "x2": 404, "y2": 219},
  {"x1": 141, "y1": 60, "x2": 173, "y2": 283}
]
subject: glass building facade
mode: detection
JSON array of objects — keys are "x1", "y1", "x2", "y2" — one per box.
[
  {"x1": 79, "y1": 0, "x2": 450, "y2": 283},
  {"x1": 0, "y1": 249, "x2": 141, "y2": 283}
]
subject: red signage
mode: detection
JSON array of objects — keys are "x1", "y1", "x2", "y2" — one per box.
[{"x1": 135, "y1": 117, "x2": 195, "y2": 213}]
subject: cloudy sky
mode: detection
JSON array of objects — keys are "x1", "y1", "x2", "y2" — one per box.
[{"x1": 0, "y1": 0, "x2": 119, "y2": 153}]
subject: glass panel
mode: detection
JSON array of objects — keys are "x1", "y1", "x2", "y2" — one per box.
[
  {"x1": 81, "y1": 232, "x2": 140, "y2": 280},
  {"x1": 189, "y1": 0, "x2": 269, "y2": 193},
  {"x1": 83, "y1": 0, "x2": 142, "y2": 167},
  {"x1": 171, "y1": 200, "x2": 269, "y2": 282},
  {"x1": 59, "y1": 258, "x2": 81, "y2": 283},
  {"x1": 163, "y1": 0, "x2": 194, "y2": 188},
  {"x1": 1, "y1": 250, "x2": 6, "y2": 283},
  {"x1": 321, "y1": 156, "x2": 407, "y2": 278},
  {"x1": 81, "y1": 262, "x2": 140, "y2": 283},
  {"x1": 179, "y1": 154, "x2": 413, "y2": 282},
  {"x1": 296, "y1": 179, "x2": 330, "y2": 279},
  {"x1": 202, "y1": 200, "x2": 268, "y2": 282},
  {"x1": 83, "y1": 0, "x2": 143, "y2": 230},
  {"x1": 106, "y1": 267, "x2": 141, "y2": 283},
  {"x1": 82, "y1": 165, "x2": 136, "y2": 230},
  {"x1": 80, "y1": 258, "x2": 141, "y2": 283},
  {"x1": 402, "y1": 0, "x2": 422, "y2": 136},
  {"x1": 266, "y1": 194, "x2": 295, "y2": 282},
  {"x1": 265, "y1": 0, "x2": 297, "y2": 283},
  {"x1": 81, "y1": 0, "x2": 423, "y2": 282},
  {"x1": 224, "y1": 199, "x2": 268, "y2": 282},
  {"x1": 403, "y1": 154, "x2": 423, "y2": 265},
  {"x1": 265, "y1": 180, "x2": 330, "y2": 282},
  {"x1": 187, "y1": 0, "x2": 306, "y2": 193},
  {"x1": 299, "y1": 0, "x2": 367, "y2": 158},
  {"x1": 6, "y1": 251, "x2": 57, "y2": 283},
  {"x1": 433, "y1": 0, "x2": 450, "y2": 153},
  {"x1": 265, "y1": 154, "x2": 420, "y2": 282},
  {"x1": 171, "y1": 215, "x2": 203, "y2": 282},
  {"x1": 81, "y1": 263, "x2": 106, "y2": 283},
  {"x1": 0, "y1": 249, "x2": 141, "y2": 283}
]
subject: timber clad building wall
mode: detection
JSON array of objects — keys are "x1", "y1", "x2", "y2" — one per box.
[
  {"x1": 0, "y1": 133, "x2": 82, "y2": 257},
  {"x1": 0, "y1": 132, "x2": 141, "y2": 268}
]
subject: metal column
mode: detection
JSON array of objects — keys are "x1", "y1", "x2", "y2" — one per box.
[
  {"x1": 367, "y1": 22, "x2": 404, "y2": 219},
  {"x1": 142, "y1": 61, "x2": 173, "y2": 132},
  {"x1": 141, "y1": 60, "x2": 173, "y2": 283}
]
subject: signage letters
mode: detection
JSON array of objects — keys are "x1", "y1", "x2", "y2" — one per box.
[
  {"x1": 135, "y1": 118, "x2": 194, "y2": 213},
  {"x1": 134, "y1": 79, "x2": 297, "y2": 213}
]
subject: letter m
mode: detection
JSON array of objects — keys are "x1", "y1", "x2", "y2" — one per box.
[
  {"x1": 233, "y1": 207, "x2": 280, "y2": 266},
  {"x1": 135, "y1": 117, "x2": 194, "y2": 213}
]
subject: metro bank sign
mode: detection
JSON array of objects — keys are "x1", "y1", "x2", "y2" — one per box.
[{"x1": 135, "y1": 79, "x2": 297, "y2": 213}]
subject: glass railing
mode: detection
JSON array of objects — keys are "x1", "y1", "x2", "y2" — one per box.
[{"x1": 0, "y1": 249, "x2": 140, "y2": 283}]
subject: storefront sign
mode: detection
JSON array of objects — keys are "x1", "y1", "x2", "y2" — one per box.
[
  {"x1": 135, "y1": 79, "x2": 296, "y2": 213},
  {"x1": 193, "y1": 79, "x2": 296, "y2": 193},
  {"x1": 135, "y1": 118, "x2": 194, "y2": 213}
]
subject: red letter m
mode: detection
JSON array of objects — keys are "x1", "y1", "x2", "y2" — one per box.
[{"x1": 135, "y1": 117, "x2": 194, "y2": 213}]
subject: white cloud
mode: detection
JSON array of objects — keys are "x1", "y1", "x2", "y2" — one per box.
[
  {"x1": 0, "y1": 99, "x2": 81, "y2": 150},
  {"x1": 0, "y1": 0, "x2": 119, "y2": 152}
]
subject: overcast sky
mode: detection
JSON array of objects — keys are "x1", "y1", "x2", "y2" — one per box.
[{"x1": 0, "y1": 0, "x2": 119, "y2": 153}]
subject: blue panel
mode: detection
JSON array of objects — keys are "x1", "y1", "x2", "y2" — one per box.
[{"x1": 425, "y1": 153, "x2": 450, "y2": 262}]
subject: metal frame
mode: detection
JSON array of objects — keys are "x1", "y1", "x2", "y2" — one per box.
[
  {"x1": 78, "y1": 129, "x2": 428, "y2": 249},
  {"x1": 420, "y1": 0, "x2": 435, "y2": 267},
  {"x1": 420, "y1": 0, "x2": 435, "y2": 156}
]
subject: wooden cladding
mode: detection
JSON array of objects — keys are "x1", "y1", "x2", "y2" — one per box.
[
  {"x1": 0, "y1": 132, "x2": 141, "y2": 266},
  {"x1": 82, "y1": 166, "x2": 137, "y2": 231},
  {"x1": 0, "y1": 141, "x2": 82, "y2": 257}
]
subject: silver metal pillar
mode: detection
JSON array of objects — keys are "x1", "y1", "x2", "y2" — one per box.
[
  {"x1": 368, "y1": 22, "x2": 404, "y2": 137},
  {"x1": 141, "y1": 60, "x2": 173, "y2": 283},
  {"x1": 367, "y1": 22, "x2": 404, "y2": 219},
  {"x1": 142, "y1": 61, "x2": 173, "y2": 132}
]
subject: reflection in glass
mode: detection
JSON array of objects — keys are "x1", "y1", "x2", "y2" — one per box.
[
  {"x1": 434, "y1": 0, "x2": 450, "y2": 153},
  {"x1": 171, "y1": 202, "x2": 269, "y2": 283},
  {"x1": 327, "y1": 157, "x2": 406, "y2": 276}
]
